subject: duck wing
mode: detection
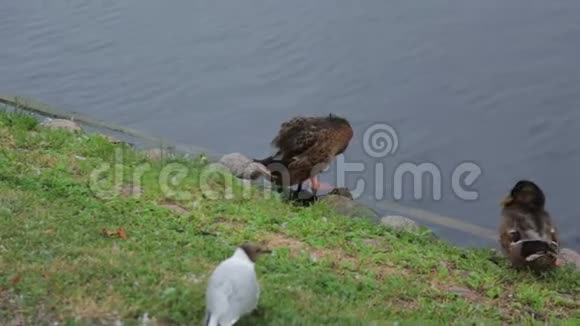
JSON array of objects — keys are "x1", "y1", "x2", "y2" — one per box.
[
  {"x1": 272, "y1": 117, "x2": 328, "y2": 161},
  {"x1": 287, "y1": 137, "x2": 336, "y2": 177}
]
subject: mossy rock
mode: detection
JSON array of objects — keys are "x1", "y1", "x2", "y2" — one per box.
[
  {"x1": 40, "y1": 118, "x2": 81, "y2": 132},
  {"x1": 380, "y1": 215, "x2": 419, "y2": 233},
  {"x1": 321, "y1": 195, "x2": 380, "y2": 222}
]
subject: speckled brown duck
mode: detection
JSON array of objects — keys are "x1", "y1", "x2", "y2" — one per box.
[
  {"x1": 254, "y1": 114, "x2": 353, "y2": 199},
  {"x1": 499, "y1": 180, "x2": 560, "y2": 271}
]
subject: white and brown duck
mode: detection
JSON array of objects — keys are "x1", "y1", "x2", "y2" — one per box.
[{"x1": 499, "y1": 180, "x2": 560, "y2": 270}]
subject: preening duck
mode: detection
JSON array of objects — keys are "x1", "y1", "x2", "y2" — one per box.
[{"x1": 254, "y1": 114, "x2": 353, "y2": 198}]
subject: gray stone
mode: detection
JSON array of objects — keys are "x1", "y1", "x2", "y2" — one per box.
[
  {"x1": 447, "y1": 286, "x2": 480, "y2": 301},
  {"x1": 40, "y1": 118, "x2": 81, "y2": 132},
  {"x1": 559, "y1": 248, "x2": 580, "y2": 271},
  {"x1": 160, "y1": 204, "x2": 189, "y2": 216},
  {"x1": 328, "y1": 187, "x2": 353, "y2": 199},
  {"x1": 250, "y1": 175, "x2": 273, "y2": 190},
  {"x1": 321, "y1": 195, "x2": 380, "y2": 221},
  {"x1": 142, "y1": 148, "x2": 173, "y2": 160},
  {"x1": 380, "y1": 215, "x2": 419, "y2": 232},
  {"x1": 101, "y1": 134, "x2": 123, "y2": 144},
  {"x1": 218, "y1": 152, "x2": 270, "y2": 180}
]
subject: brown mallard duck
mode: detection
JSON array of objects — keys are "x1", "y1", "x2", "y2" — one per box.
[
  {"x1": 499, "y1": 180, "x2": 560, "y2": 270},
  {"x1": 254, "y1": 114, "x2": 353, "y2": 198}
]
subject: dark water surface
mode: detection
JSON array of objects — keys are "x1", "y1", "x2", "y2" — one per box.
[{"x1": 1, "y1": 1, "x2": 579, "y2": 249}]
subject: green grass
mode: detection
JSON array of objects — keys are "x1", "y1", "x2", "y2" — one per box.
[{"x1": 0, "y1": 110, "x2": 578, "y2": 325}]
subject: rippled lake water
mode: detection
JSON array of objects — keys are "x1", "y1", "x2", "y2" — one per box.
[{"x1": 1, "y1": 1, "x2": 579, "y2": 249}]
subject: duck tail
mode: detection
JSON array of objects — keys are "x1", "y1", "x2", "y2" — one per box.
[
  {"x1": 253, "y1": 156, "x2": 274, "y2": 166},
  {"x1": 253, "y1": 153, "x2": 284, "y2": 167},
  {"x1": 204, "y1": 311, "x2": 218, "y2": 326}
]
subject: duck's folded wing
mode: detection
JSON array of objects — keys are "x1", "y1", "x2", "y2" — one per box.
[
  {"x1": 273, "y1": 118, "x2": 325, "y2": 159},
  {"x1": 288, "y1": 140, "x2": 335, "y2": 173}
]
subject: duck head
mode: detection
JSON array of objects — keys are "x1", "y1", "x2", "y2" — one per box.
[{"x1": 501, "y1": 180, "x2": 545, "y2": 208}]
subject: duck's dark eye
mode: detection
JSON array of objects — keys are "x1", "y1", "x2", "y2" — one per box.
[{"x1": 509, "y1": 230, "x2": 521, "y2": 242}]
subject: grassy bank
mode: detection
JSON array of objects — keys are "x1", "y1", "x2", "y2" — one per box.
[{"x1": 0, "y1": 110, "x2": 578, "y2": 325}]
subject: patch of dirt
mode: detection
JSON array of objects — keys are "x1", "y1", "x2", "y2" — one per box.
[
  {"x1": 447, "y1": 286, "x2": 481, "y2": 301},
  {"x1": 155, "y1": 199, "x2": 192, "y2": 216},
  {"x1": 33, "y1": 153, "x2": 59, "y2": 169},
  {"x1": 0, "y1": 289, "x2": 56, "y2": 325},
  {"x1": 68, "y1": 295, "x2": 123, "y2": 321},
  {"x1": 0, "y1": 129, "x2": 15, "y2": 148},
  {"x1": 159, "y1": 204, "x2": 188, "y2": 216},
  {"x1": 0, "y1": 289, "x2": 24, "y2": 326},
  {"x1": 391, "y1": 297, "x2": 419, "y2": 310},
  {"x1": 259, "y1": 233, "x2": 403, "y2": 280},
  {"x1": 260, "y1": 233, "x2": 304, "y2": 254},
  {"x1": 34, "y1": 258, "x2": 82, "y2": 282},
  {"x1": 371, "y1": 264, "x2": 401, "y2": 279},
  {"x1": 310, "y1": 247, "x2": 359, "y2": 267},
  {"x1": 213, "y1": 217, "x2": 247, "y2": 231},
  {"x1": 68, "y1": 156, "x2": 83, "y2": 177}
]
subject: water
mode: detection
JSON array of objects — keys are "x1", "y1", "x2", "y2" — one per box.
[{"x1": 1, "y1": 0, "x2": 579, "y2": 249}]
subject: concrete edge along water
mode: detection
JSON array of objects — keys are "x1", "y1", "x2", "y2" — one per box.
[{"x1": 0, "y1": 95, "x2": 497, "y2": 242}]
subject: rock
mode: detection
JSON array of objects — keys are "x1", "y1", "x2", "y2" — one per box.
[
  {"x1": 283, "y1": 189, "x2": 318, "y2": 207},
  {"x1": 328, "y1": 187, "x2": 353, "y2": 199},
  {"x1": 142, "y1": 148, "x2": 172, "y2": 160},
  {"x1": 101, "y1": 134, "x2": 123, "y2": 144},
  {"x1": 559, "y1": 248, "x2": 580, "y2": 271},
  {"x1": 160, "y1": 204, "x2": 189, "y2": 216},
  {"x1": 40, "y1": 118, "x2": 81, "y2": 132},
  {"x1": 218, "y1": 152, "x2": 270, "y2": 180},
  {"x1": 321, "y1": 195, "x2": 380, "y2": 221},
  {"x1": 250, "y1": 175, "x2": 273, "y2": 192},
  {"x1": 380, "y1": 215, "x2": 419, "y2": 233},
  {"x1": 448, "y1": 286, "x2": 480, "y2": 301}
]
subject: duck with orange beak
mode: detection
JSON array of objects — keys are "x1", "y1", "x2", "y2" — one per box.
[{"x1": 499, "y1": 180, "x2": 560, "y2": 270}]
